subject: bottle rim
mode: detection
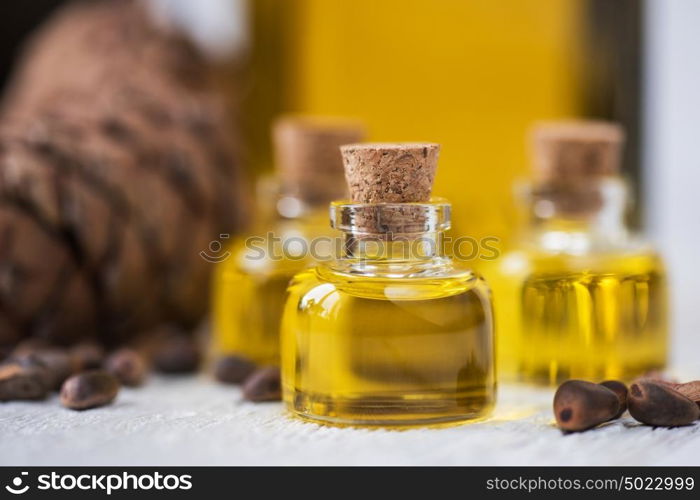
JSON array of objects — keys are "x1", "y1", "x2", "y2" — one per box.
[{"x1": 329, "y1": 198, "x2": 451, "y2": 234}]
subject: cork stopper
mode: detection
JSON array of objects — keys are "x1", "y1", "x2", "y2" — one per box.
[
  {"x1": 272, "y1": 116, "x2": 365, "y2": 205},
  {"x1": 338, "y1": 143, "x2": 440, "y2": 235},
  {"x1": 531, "y1": 120, "x2": 625, "y2": 184},
  {"x1": 530, "y1": 121, "x2": 626, "y2": 217},
  {"x1": 340, "y1": 143, "x2": 439, "y2": 203}
]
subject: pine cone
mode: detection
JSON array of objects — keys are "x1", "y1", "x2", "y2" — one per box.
[{"x1": 0, "y1": 0, "x2": 246, "y2": 346}]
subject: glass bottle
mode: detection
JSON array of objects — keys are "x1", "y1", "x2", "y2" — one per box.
[
  {"x1": 485, "y1": 121, "x2": 669, "y2": 385},
  {"x1": 212, "y1": 116, "x2": 364, "y2": 364},
  {"x1": 281, "y1": 143, "x2": 496, "y2": 427}
]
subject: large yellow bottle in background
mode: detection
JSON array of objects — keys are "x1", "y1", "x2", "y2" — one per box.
[{"x1": 249, "y1": 0, "x2": 586, "y2": 246}]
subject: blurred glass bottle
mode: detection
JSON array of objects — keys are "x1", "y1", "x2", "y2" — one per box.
[
  {"x1": 485, "y1": 121, "x2": 668, "y2": 384},
  {"x1": 212, "y1": 117, "x2": 364, "y2": 364}
]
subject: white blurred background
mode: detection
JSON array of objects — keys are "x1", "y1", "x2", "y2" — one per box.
[{"x1": 645, "y1": 0, "x2": 700, "y2": 371}]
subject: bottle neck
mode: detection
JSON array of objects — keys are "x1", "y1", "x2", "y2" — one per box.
[
  {"x1": 341, "y1": 231, "x2": 446, "y2": 260},
  {"x1": 255, "y1": 174, "x2": 335, "y2": 225},
  {"x1": 518, "y1": 178, "x2": 630, "y2": 252},
  {"x1": 329, "y1": 200, "x2": 452, "y2": 275}
]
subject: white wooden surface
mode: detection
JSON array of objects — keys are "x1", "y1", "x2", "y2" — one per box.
[{"x1": 1, "y1": 375, "x2": 698, "y2": 466}]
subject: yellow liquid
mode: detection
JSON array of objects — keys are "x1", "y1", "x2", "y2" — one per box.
[
  {"x1": 212, "y1": 216, "x2": 329, "y2": 364},
  {"x1": 247, "y1": 0, "x2": 585, "y2": 247},
  {"x1": 281, "y1": 265, "x2": 496, "y2": 427},
  {"x1": 486, "y1": 249, "x2": 669, "y2": 385}
]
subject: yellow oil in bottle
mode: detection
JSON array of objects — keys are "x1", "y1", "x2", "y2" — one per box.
[
  {"x1": 212, "y1": 116, "x2": 363, "y2": 364},
  {"x1": 488, "y1": 248, "x2": 668, "y2": 384},
  {"x1": 281, "y1": 191, "x2": 496, "y2": 428},
  {"x1": 213, "y1": 213, "x2": 329, "y2": 365},
  {"x1": 484, "y1": 122, "x2": 669, "y2": 385},
  {"x1": 282, "y1": 266, "x2": 495, "y2": 427}
]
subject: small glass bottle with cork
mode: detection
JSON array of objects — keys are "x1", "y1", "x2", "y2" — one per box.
[
  {"x1": 281, "y1": 143, "x2": 496, "y2": 427},
  {"x1": 212, "y1": 116, "x2": 364, "y2": 365},
  {"x1": 485, "y1": 121, "x2": 669, "y2": 385}
]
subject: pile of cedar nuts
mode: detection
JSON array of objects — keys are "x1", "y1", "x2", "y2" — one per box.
[
  {"x1": 0, "y1": 327, "x2": 280, "y2": 411},
  {"x1": 554, "y1": 377, "x2": 700, "y2": 432}
]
